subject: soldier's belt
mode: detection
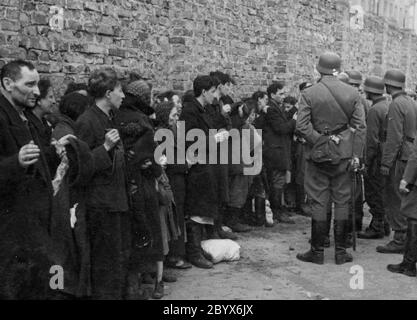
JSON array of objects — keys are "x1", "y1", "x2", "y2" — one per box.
[{"x1": 318, "y1": 124, "x2": 349, "y2": 136}]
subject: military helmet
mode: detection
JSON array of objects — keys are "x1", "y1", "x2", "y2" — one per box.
[
  {"x1": 316, "y1": 52, "x2": 342, "y2": 75},
  {"x1": 346, "y1": 71, "x2": 363, "y2": 85},
  {"x1": 363, "y1": 76, "x2": 385, "y2": 95},
  {"x1": 384, "y1": 69, "x2": 406, "y2": 88},
  {"x1": 338, "y1": 72, "x2": 350, "y2": 84}
]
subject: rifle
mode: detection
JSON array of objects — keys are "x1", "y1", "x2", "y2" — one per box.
[{"x1": 350, "y1": 163, "x2": 365, "y2": 252}]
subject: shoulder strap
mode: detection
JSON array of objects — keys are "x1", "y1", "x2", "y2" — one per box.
[{"x1": 320, "y1": 81, "x2": 352, "y2": 122}]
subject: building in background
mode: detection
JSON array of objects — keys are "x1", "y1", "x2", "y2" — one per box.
[{"x1": 350, "y1": 0, "x2": 417, "y2": 32}]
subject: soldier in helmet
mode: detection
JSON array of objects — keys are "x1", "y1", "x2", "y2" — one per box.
[
  {"x1": 387, "y1": 129, "x2": 417, "y2": 277},
  {"x1": 358, "y1": 76, "x2": 390, "y2": 240},
  {"x1": 345, "y1": 70, "x2": 369, "y2": 239},
  {"x1": 296, "y1": 52, "x2": 366, "y2": 265},
  {"x1": 377, "y1": 69, "x2": 417, "y2": 254}
]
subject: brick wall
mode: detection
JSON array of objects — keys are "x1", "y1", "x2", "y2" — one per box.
[{"x1": 0, "y1": 0, "x2": 416, "y2": 99}]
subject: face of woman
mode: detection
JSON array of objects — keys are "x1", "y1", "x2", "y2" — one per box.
[
  {"x1": 108, "y1": 84, "x2": 125, "y2": 110},
  {"x1": 258, "y1": 95, "x2": 268, "y2": 110},
  {"x1": 168, "y1": 106, "x2": 179, "y2": 128},
  {"x1": 38, "y1": 87, "x2": 56, "y2": 116}
]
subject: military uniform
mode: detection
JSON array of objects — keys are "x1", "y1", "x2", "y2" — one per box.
[
  {"x1": 387, "y1": 134, "x2": 417, "y2": 276},
  {"x1": 380, "y1": 91, "x2": 417, "y2": 243},
  {"x1": 363, "y1": 97, "x2": 389, "y2": 235},
  {"x1": 296, "y1": 69, "x2": 366, "y2": 265}
]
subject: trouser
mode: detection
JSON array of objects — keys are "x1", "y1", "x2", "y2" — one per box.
[
  {"x1": 87, "y1": 209, "x2": 131, "y2": 300},
  {"x1": 349, "y1": 173, "x2": 364, "y2": 232},
  {"x1": 266, "y1": 168, "x2": 287, "y2": 213},
  {"x1": 384, "y1": 160, "x2": 408, "y2": 232},
  {"x1": 304, "y1": 160, "x2": 351, "y2": 222},
  {"x1": 364, "y1": 160, "x2": 386, "y2": 230}
]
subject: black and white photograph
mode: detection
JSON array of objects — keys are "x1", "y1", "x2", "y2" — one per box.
[{"x1": 0, "y1": 0, "x2": 417, "y2": 303}]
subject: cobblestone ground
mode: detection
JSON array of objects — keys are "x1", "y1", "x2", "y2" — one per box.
[{"x1": 160, "y1": 209, "x2": 417, "y2": 300}]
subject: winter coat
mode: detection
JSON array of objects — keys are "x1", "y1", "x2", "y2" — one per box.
[{"x1": 180, "y1": 98, "x2": 219, "y2": 219}]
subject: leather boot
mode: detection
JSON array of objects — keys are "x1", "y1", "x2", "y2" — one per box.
[
  {"x1": 358, "y1": 219, "x2": 385, "y2": 239},
  {"x1": 297, "y1": 220, "x2": 325, "y2": 265},
  {"x1": 377, "y1": 230, "x2": 406, "y2": 254},
  {"x1": 186, "y1": 222, "x2": 213, "y2": 269},
  {"x1": 225, "y1": 207, "x2": 252, "y2": 233},
  {"x1": 310, "y1": 213, "x2": 331, "y2": 247},
  {"x1": 334, "y1": 220, "x2": 353, "y2": 265},
  {"x1": 255, "y1": 197, "x2": 266, "y2": 227},
  {"x1": 387, "y1": 220, "x2": 417, "y2": 277}
]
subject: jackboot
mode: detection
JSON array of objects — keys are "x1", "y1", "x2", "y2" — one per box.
[
  {"x1": 186, "y1": 222, "x2": 213, "y2": 269},
  {"x1": 334, "y1": 220, "x2": 353, "y2": 265},
  {"x1": 387, "y1": 220, "x2": 417, "y2": 277},
  {"x1": 225, "y1": 207, "x2": 252, "y2": 233},
  {"x1": 296, "y1": 220, "x2": 326, "y2": 265},
  {"x1": 358, "y1": 219, "x2": 385, "y2": 240},
  {"x1": 254, "y1": 197, "x2": 266, "y2": 227},
  {"x1": 309, "y1": 212, "x2": 331, "y2": 247},
  {"x1": 377, "y1": 230, "x2": 406, "y2": 254}
]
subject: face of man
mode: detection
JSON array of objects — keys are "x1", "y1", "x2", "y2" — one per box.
[
  {"x1": 213, "y1": 86, "x2": 222, "y2": 101},
  {"x1": 203, "y1": 87, "x2": 216, "y2": 105},
  {"x1": 220, "y1": 82, "x2": 233, "y2": 97},
  {"x1": 3, "y1": 66, "x2": 40, "y2": 109},
  {"x1": 272, "y1": 88, "x2": 286, "y2": 104},
  {"x1": 107, "y1": 83, "x2": 125, "y2": 110}
]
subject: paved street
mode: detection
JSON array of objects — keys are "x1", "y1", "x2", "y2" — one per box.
[{"x1": 162, "y1": 211, "x2": 417, "y2": 300}]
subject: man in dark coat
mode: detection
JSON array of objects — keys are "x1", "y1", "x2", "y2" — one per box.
[
  {"x1": 358, "y1": 76, "x2": 390, "y2": 240},
  {"x1": 180, "y1": 75, "x2": 219, "y2": 269},
  {"x1": 378, "y1": 69, "x2": 417, "y2": 254},
  {"x1": 295, "y1": 52, "x2": 366, "y2": 266},
  {"x1": 75, "y1": 68, "x2": 131, "y2": 299},
  {"x1": 0, "y1": 60, "x2": 76, "y2": 299},
  {"x1": 254, "y1": 83, "x2": 296, "y2": 224}
]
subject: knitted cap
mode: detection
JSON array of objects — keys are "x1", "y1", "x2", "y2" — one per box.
[
  {"x1": 125, "y1": 80, "x2": 151, "y2": 101},
  {"x1": 155, "y1": 101, "x2": 175, "y2": 128}
]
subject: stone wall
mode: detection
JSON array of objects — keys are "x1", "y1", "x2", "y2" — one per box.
[{"x1": 0, "y1": 0, "x2": 416, "y2": 99}]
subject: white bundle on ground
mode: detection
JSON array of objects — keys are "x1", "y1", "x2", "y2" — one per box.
[{"x1": 201, "y1": 239, "x2": 241, "y2": 264}]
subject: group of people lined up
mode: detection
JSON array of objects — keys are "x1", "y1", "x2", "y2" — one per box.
[
  {"x1": 1, "y1": 51, "x2": 417, "y2": 301},
  {"x1": 0, "y1": 59, "x2": 308, "y2": 300}
]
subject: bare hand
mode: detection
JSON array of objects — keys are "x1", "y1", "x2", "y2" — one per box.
[
  {"x1": 222, "y1": 104, "x2": 231, "y2": 114},
  {"x1": 57, "y1": 134, "x2": 76, "y2": 146},
  {"x1": 141, "y1": 159, "x2": 152, "y2": 170},
  {"x1": 380, "y1": 166, "x2": 390, "y2": 176},
  {"x1": 104, "y1": 129, "x2": 120, "y2": 151},
  {"x1": 19, "y1": 141, "x2": 40, "y2": 168},
  {"x1": 399, "y1": 180, "x2": 411, "y2": 195},
  {"x1": 159, "y1": 155, "x2": 168, "y2": 167}
]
